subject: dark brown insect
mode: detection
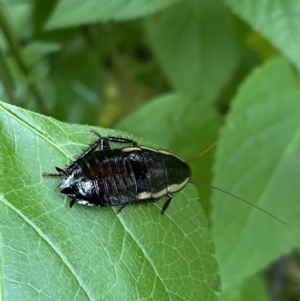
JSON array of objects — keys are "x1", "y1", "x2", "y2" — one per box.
[{"x1": 43, "y1": 129, "x2": 191, "y2": 214}]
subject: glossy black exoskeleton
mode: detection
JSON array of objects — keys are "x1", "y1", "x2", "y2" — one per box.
[{"x1": 43, "y1": 129, "x2": 191, "y2": 214}]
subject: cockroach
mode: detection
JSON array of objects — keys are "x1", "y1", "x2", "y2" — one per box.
[
  {"x1": 43, "y1": 129, "x2": 285, "y2": 224},
  {"x1": 43, "y1": 129, "x2": 190, "y2": 214}
]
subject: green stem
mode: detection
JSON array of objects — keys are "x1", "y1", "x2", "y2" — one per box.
[
  {"x1": 0, "y1": 47, "x2": 17, "y2": 104},
  {"x1": 0, "y1": 5, "x2": 47, "y2": 113}
]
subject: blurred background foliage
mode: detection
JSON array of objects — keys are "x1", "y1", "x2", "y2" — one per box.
[
  {"x1": 1, "y1": 0, "x2": 267, "y2": 126},
  {"x1": 0, "y1": 0, "x2": 299, "y2": 300}
]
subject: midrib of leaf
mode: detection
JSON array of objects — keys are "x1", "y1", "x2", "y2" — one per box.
[
  {"x1": 173, "y1": 188, "x2": 209, "y2": 258},
  {"x1": 116, "y1": 218, "x2": 168, "y2": 297},
  {"x1": 0, "y1": 195, "x2": 93, "y2": 300},
  {"x1": 115, "y1": 188, "x2": 212, "y2": 299},
  {"x1": 224, "y1": 121, "x2": 300, "y2": 268},
  {"x1": 116, "y1": 194, "x2": 203, "y2": 299},
  {"x1": 164, "y1": 188, "x2": 216, "y2": 294}
]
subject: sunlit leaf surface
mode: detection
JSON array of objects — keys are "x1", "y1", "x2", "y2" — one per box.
[
  {"x1": 222, "y1": 0, "x2": 300, "y2": 71},
  {"x1": 211, "y1": 57, "x2": 300, "y2": 290},
  {"x1": 0, "y1": 101, "x2": 220, "y2": 300},
  {"x1": 46, "y1": 0, "x2": 180, "y2": 29}
]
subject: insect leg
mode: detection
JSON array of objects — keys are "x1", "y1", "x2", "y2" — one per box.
[
  {"x1": 76, "y1": 136, "x2": 111, "y2": 162},
  {"x1": 107, "y1": 137, "x2": 137, "y2": 147},
  {"x1": 70, "y1": 199, "x2": 76, "y2": 208},
  {"x1": 42, "y1": 167, "x2": 67, "y2": 177},
  {"x1": 91, "y1": 128, "x2": 138, "y2": 147},
  {"x1": 161, "y1": 193, "x2": 173, "y2": 214},
  {"x1": 116, "y1": 204, "x2": 128, "y2": 214},
  {"x1": 90, "y1": 129, "x2": 110, "y2": 148}
]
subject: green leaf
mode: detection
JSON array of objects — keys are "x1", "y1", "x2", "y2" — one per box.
[
  {"x1": 211, "y1": 57, "x2": 300, "y2": 290},
  {"x1": 221, "y1": 0, "x2": 300, "y2": 71},
  {"x1": 0, "y1": 101, "x2": 220, "y2": 300},
  {"x1": 116, "y1": 93, "x2": 221, "y2": 212},
  {"x1": 45, "y1": 0, "x2": 180, "y2": 29},
  {"x1": 51, "y1": 48, "x2": 103, "y2": 124},
  {"x1": 0, "y1": 2, "x2": 32, "y2": 47},
  {"x1": 219, "y1": 276, "x2": 269, "y2": 301},
  {"x1": 22, "y1": 41, "x2": 61, "y2": 66},
  {"x1": 145, "y1": 0, "x2": 241, "y2": 102}
]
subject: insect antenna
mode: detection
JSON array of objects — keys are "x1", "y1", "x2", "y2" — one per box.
[
  {"x1": 186, "y1": 137, "x2": 286, "y2": 225},
  {"x1": 190, "y1": 180, "x2": 286, "y2": 225},
  {"x1": 187, "y1": 136, "x2": 223, "y2": 163}
]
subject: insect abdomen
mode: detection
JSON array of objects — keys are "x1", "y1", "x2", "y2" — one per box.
[{"x1": 74, "y1": 149, "x2": 137, "y2": 207}]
